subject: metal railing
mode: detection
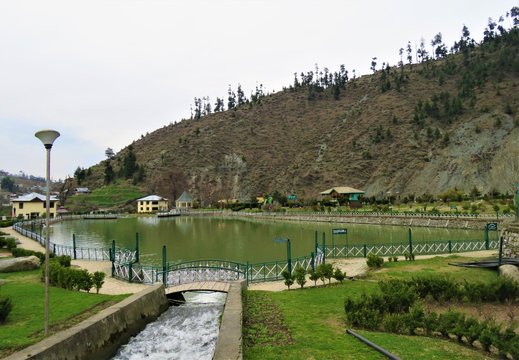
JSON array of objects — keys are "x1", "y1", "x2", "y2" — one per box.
[{"x1": 13, "y1": 219, "x2": 500, "y2": 287}]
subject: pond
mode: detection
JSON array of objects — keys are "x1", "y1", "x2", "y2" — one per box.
[{"x1": 49, "y1": 215, "x2": 487, "y2": 265}]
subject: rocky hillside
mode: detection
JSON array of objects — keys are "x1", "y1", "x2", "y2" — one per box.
[{"x1": 83, "y1": 24, "x2": 519, "y2": 205}]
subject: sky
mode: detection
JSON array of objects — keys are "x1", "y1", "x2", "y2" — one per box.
[{"x1": 0, "y1": 0, "x2": 517, "y2": 180}]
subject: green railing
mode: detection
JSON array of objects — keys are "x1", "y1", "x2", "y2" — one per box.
[
  {"x1": 13, "y1": 219, "x2": 500, "y2": 287},
  {"x1": 323, "y1": 239, "x2": 498, "y2": 259}
]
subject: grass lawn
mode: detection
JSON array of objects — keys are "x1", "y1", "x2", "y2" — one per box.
[
  {"x1": 0, "y1": 270, "x2": 128, "y2": 357},
  {"x1": 243, "y1": 255, "x2": 502, "y2": 360},
  {"x1": 65, "y1": 182, "x2": 144, "y2": 211}
]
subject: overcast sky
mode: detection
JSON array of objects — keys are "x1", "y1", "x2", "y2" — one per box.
[{"x1": 0, "y1": 0, "x2": 516, "y2": 180}]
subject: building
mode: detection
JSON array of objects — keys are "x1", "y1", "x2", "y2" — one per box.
[
  {"x1": 137, "y1": 195, "x2": 169, "y2": 213},
  {"x1": 319, "y1": 186, "x2": 365, "y2": 208},
  {"x1": 176, "y1": 191, "x2": 193, "y2": 209},
  {"x1": 11, "y1": 192, "x2": 59, "y2": 219}
]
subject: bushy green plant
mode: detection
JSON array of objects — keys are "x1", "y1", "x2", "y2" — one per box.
[
  {"x1": 11, "y1": 247, "x2": 50, "y2": 263},
  {"x1": 281, "y1": 270, "x2": 294, "y2": 289},
  {"x1": 93, "y1": 271, "x2": 106, "y2": 294},
  {"x1": 308, "y1": 269, "x2": 319, "y2": 286},
  {"x1": 333, "y1": 268, "x2": 346, "y2": 283},
  {"x1": 0, "y1": 295, "x2": 13, "y2": 324},
  {"x1": 316, "y1": 263, "x2": 334, "y2": 284},
  {"x1": 379, "y1": 280, "x2": 417, "y2": 313},
  {"x1": 366, "y1": 254, "x2": 384, "y2": 268},
  {"x1": 293, "y1": 266, "x2": 306, "y2": 288},
  {"x1": 0, "y1": 236, "x2": 17, "y2": 250}
]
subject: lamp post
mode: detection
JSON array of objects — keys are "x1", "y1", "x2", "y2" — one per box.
[{"x1": 35, "y1": 129, "x2": 60, "y2": 336}]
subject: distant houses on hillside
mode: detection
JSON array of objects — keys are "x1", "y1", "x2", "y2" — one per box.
[{"x1": 320, "y1": 186, "x2": 365, "y2": 208}]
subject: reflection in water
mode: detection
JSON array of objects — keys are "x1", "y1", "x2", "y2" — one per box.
[{"x1": 112, "y1": 292, "x2": 226, "y2": 360}]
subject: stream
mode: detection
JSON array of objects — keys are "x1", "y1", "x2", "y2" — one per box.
[{"x1": 112, "y1": 292, "x2": 226, "y2": 360}]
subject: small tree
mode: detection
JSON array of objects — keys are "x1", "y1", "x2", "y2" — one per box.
[
  {"x1": 317, "y1": 263, "x2": 334, "y2": 284},
  {"x1": 281, "y1": 270, "x2": 294, "y2": 290},
  {"x1": 293, "y1": 266, "x2": 307, "y2": 288},
  {"x1": 333, "y1": 268, "x2": 346, "y2": 283},
  {"x1": 93, "y1": 272, "x2": 106, "y2": 294},
  {"x1": 308, "y1": 269, "x2": 319, "y2": 286}
]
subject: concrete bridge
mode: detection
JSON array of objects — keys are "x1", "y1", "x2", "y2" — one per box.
[{"x1": 165, "y1": 281, "x2": 232, "y2": 303}]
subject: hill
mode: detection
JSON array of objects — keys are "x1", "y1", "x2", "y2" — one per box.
[{"x1": 81, "y1": 20, "x2": 519, "y2": 205}]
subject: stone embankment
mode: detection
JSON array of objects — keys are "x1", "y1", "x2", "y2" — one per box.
[
  {"x1": 193, "y1": 210, "x2": 505, "y2": 230},
  {"x1": 4, "y1": 285, "x2": 168, "y2": 360},
  {"x1": 503, "y1": 221, "x2": 519, "y2": 258}
]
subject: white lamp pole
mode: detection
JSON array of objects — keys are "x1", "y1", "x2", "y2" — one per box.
[{"x1": 35, "y1": 129, "x2": 60, "y2": 336}]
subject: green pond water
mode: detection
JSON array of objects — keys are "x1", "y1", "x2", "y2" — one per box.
[{"x1": 49, "y1": 215, "x2": 489, "y2": 265}]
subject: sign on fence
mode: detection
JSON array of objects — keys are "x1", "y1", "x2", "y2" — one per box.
[
  {"x1": 332, "y1": 228, "x2": 347, "y2": 235},
  {"x1": 486, "y1": 222, "x2": 498, "y2": 231}
]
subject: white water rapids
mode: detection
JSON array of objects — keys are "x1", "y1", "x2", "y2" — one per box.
[{"x1": 112, "y1": 292, "x2": 227, "y2": 360}]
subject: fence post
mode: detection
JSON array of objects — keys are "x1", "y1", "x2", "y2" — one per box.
[
  {"x1": 448, "y1": 240, "x2": 452, "y2": 253},
  {"x1": 246, "y1": 261, "x2": 249, "y2": 285},
  {"x1": 135, "y1": 232, "x2": 140, "y2": 263},
  {"x1": 72, "y1": 234, "x2": 77, "y2": 260},
  {"x1": 111, "y1": 240, "x2": 115, "y2": 277},
  {"x1": 322, "y1": 232, "x2": 326, "y2": 264},
  {"x1": 363, "y1": 244, "x2": 367, "y2": 258},
  {"x1": 162, "y1": 245, "x2": 167, "y2": 285},
  {"x1": 315, "y1": 231, "x2": 318, "y2": 256},
  {"x1": 498, "y1": 236, "x2": 503, "y2": 267},
  {"x1": 484, "y1": 227, "x2": 489, "y2": 250},
  {"x1": 53, "y1": 243, "x2": 56, "y2": 255},
  {"x1": 128, "y1": 262, "x2": 133, "y2": 283},
  {"x1": 311, "y1": 251, "x2": 315, "y2": 271},
  {"x1": 408, "y1": 227, "x2": 413, "y2": 257}
]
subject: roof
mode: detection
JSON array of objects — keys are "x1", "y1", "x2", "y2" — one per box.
[
  {"x1": 176, "y1": 191, "x2": 193, "y2": 202},
  {"x1": 137, "y1": 195, "x2": 168, "y2": 201},
  {"x1": 320, "y1": 186, "x2": 365, "y2": 195},
  {"x1": 12, "y1": 192, "x2": 59, "y2": 202}
]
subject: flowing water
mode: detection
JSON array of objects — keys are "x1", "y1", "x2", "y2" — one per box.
[{"x1": 112, "y1": 292, "x2": 226, "y2": 360}]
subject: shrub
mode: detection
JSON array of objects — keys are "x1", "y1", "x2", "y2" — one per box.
[
  {"x1": 0, "y1": 219, "x2": 14, "y2": 228},
  {"x1": 308, "y1": 269, "x2": 319, "y2": 286},
  {"x1": 0, "y1": 237, "x2": 17, "y2": 250},
  {"x1": 293, "y1": 266, "x2": 306, "y2": 288},
  {"x1": 366, "y1": 254, "x2": 384, "y2": 268},
  {"x1": 281, "y1": 270, "x2": 294, "y2": 290},
  {"x1": 333, "y1": 268, "x2": 346, "y2": 283},
  {"x1": 379, "y1": 280, "x2": 417, "y2": 313},
  {"x1": 93, "y1": 271, "x2": 106, "y2": 294},
  {"x1": 11, "y1": 248, "x2": 49, "y2": 263},
  {"x1": 0, "y1": 295, "x2": 13, "y2": 324},
  {"x1": 317, "y1": 263, "x2": 334, "y2": 284}
]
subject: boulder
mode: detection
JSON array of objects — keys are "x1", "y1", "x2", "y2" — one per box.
[
  {"x1": 499, "y1": 264, "x2": 519, "y2": 284},
  {"x1": 0, "y1": 256, "x2": 41, "y2": 272}
]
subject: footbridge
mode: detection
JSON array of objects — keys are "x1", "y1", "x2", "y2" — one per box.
[{"x1": 165, "y1": 281, "x2": 232, "y2": 304}]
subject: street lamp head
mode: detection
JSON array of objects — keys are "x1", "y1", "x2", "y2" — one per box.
[{"x1": 35, "y1": 130, "x2": 60, "y2": 149}]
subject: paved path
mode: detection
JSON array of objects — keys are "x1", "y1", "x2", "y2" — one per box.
[{"x1": 3, "y1": 227, "x2": 148, "y2": 295}]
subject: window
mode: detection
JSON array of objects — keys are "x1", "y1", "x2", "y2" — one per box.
[{"x1": 19, "y1": 203, "x2": 24, "y2": 209}]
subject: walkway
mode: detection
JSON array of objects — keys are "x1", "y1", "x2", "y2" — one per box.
[{"x1": 3, "y1": 227, "x2": 148, "y2": 295}]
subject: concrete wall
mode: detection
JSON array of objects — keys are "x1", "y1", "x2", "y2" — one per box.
[
  {"x1": 213, "y1": 280, "x2": 246, "y2": 360},
  {"x1": 192, "y1": 210, "x2": 499, "y2": 230},
  {"x1": 4, "y1": 284, "x2": 168, "y2": 360}
]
